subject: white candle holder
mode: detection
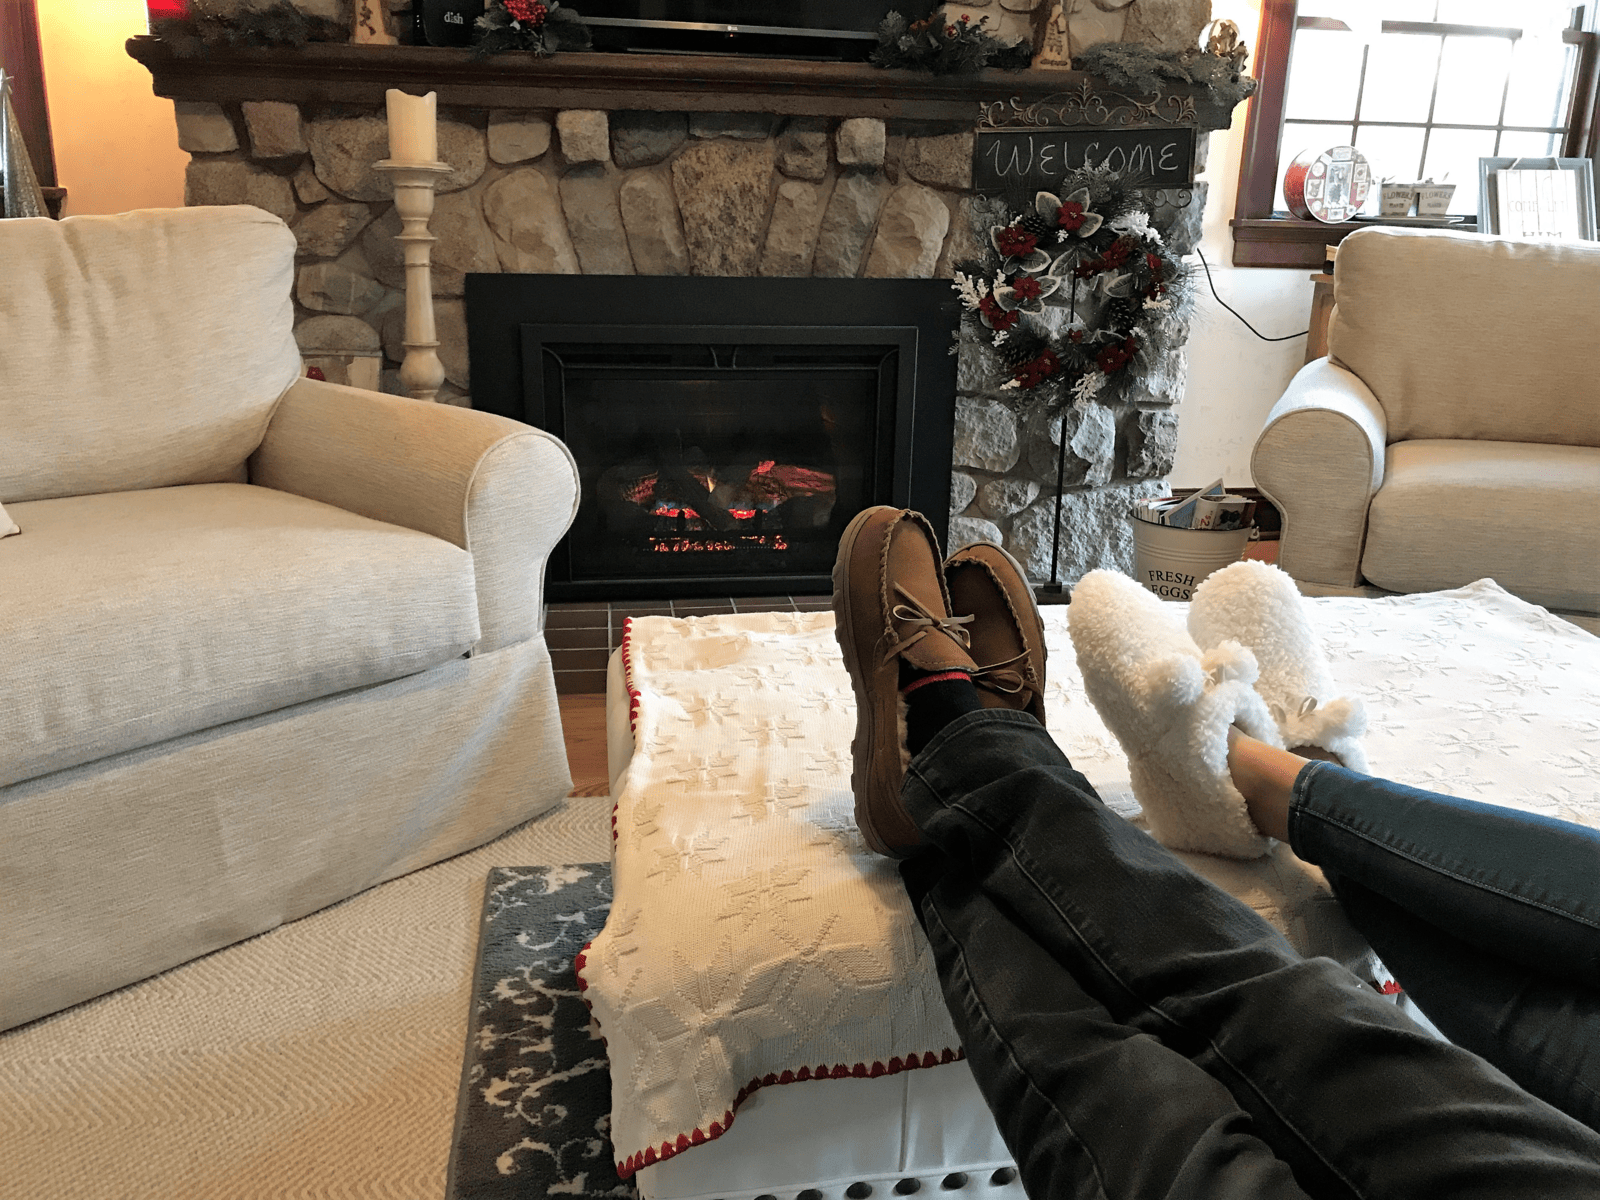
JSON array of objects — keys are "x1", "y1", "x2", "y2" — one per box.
[{"x1": 374, "y1": 159, "x2": 452, "y2": 402}]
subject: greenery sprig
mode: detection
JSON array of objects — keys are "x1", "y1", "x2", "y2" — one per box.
[
  {"x1": 150, "y1": 0, "x2": 345, "y2": 56},
  {"x1": 1073, "y1": 43, "x2": 1257, "y2": 112},
  {"x1": 869, "y1": 11, "x2": 1033, "y2": 74}
]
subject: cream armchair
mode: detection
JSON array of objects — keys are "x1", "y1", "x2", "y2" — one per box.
[
  {"x1": 1253, "y1": 226, "x2": 1600, "y2": 625},
  {"x1": 0, "y1": 206, "x2": 580, "y2": 1031}
]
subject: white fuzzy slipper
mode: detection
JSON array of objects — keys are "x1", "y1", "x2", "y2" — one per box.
[
  {"x1": 1068, "y1": 570, "x2": 1283, "y2": 859},
  {"x1": 1187, "y1": 561, "x2": 1369, "y2": 773}
]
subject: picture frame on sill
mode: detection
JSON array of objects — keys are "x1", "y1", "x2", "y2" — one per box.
[{"x1": 1477, "y1": 157, "x2": 1597, "y2": 242}]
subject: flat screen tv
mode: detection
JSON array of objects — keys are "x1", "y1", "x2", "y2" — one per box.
[{"x1": 579, "y1": 0, "x2": 937, "y2": 58}]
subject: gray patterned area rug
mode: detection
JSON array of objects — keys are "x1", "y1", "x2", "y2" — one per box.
[{"x1": 446, "y1": 864, "x2": 636, "y2": 1200}]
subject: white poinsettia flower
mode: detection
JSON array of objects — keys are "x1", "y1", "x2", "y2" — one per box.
[
  {"x1": 1036, "y1": 187, "x2": 1104, "y2": 238},
  {"x1": 1098, "y1": 270, "x2": 1136, "y2": 299},
  {"x1": 1047, "y1": 244, "x2": 1092, "y2": 280}
]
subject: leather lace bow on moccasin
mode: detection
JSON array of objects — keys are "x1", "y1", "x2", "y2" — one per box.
[
  {"x1": 832, "y1": 506, "x2": 977, "y2": 857},
  {"x1": 945, "y1": 542, "x2": 1048, "y2": 726}
]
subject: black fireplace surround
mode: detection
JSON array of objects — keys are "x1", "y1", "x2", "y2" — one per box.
[{"x1": 467, "y1": 275, "x2": 959, "y2": 601}]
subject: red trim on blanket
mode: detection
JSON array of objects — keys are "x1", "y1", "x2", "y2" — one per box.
[
  {"x1": 621, "y1": 616, "x2": 641, "y2": 736},
  {"x1": 610, "y1": 1046, "x2": 968, "y2": 1180}
]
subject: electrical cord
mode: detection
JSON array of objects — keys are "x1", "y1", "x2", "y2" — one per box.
[{"x1": 1193, "y1": 246, "x2": 1310, "y2": 342}]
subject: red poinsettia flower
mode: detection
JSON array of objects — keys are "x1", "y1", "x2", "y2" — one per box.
[
  {"x1": 1013, "y1": 349, "x2": 1061, "y2": 389},
  {"x1": 1096, "y1": 336, "x2": 1139, "y2": 374},
  {"x1": 1057, "y1": 202, "x2": 1090, "y2": 232},
  {"x1": 978, "y1": 293, "x2": 1020, "y2": 333},
  {"x1": 504, "y1": 0, "x2": 547, "y2": 24},
  {"x1": 995, "y1": 226, "x2": 1038, "y2": 258},
  {"x1": 1010, "y1": 274, "x2": 1043, "y2": 302},
  {"x1": 1075, "y1": 236, "x2": 1135, "y2": 280}
]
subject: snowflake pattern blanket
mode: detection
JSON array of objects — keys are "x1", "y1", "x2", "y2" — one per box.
[
  {"x1": 578, "y1": 611, "x2": 962, "y2": 1178},
  {"x1": 579, "y1": 580, "x2": 1600, "y2": 1178}
]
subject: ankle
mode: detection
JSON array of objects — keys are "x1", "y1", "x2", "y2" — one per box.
[
  {"x1": 900, "y1": 664, "x2": 982, "y2": 755},
  {"x1": 1225, "y1": 728, "x2": 1300, "y2": 843}
]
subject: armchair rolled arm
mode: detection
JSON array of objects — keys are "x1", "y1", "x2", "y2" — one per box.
[
  {"x1": 1252, "y1": 358, "x2": 1388, "y2": 589},
  {"x1": 250, "y1": 377, "x2": 580, "y2": 654}
]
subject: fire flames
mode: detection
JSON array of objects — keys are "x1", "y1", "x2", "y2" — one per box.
[{"x1": 614, "y1": 458, "x2": 834, "y2": 554}]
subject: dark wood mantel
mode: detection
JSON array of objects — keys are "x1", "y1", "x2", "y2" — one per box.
[{"x1": 125, "y1": 37, "x2": 1239, "y2": 127}]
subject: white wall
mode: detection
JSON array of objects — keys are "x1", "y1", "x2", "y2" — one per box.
[
  {"x1": 38, "y1": 0, "x2": 188, "y2": 214},
  {"x1": 1173, "y1": 0, "x2": 1315, "y2": 489}
]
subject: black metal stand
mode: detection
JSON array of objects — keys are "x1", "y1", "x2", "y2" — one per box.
[
  {"x1": 1034, "y1": 274, "x2": 1081, "y2": 605},
  {"x1": 1033, "y1": 411, "x2": 1071, "y2": 604}
]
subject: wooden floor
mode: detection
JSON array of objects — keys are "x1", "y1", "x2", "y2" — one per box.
[
  {"x1": 553, "y1": 542, "x2": 1281, "y2": 796},
  {"x1": 559, "y1": 693, "x2": 610, "y2": 796}
]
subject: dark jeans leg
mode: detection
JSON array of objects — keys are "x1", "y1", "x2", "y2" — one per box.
[
  {"x1": 1289, "y1": 762, "x2": 1600, "y2": 1130},
  {"x1": 902, "y1": 851, "x2": 1314, "y2": 1200},
  {"x1": 903, "y1": 710, "x2": 1600, "y2": 1200}
]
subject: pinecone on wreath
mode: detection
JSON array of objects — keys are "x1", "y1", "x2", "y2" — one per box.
[{"x1": 1014, "y1": 209, "x2": 1055, "y2": 244}]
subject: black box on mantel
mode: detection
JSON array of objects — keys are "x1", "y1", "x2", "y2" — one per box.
[{"x1": 416, "y1": 0, "x2": 484, "y2": 45}]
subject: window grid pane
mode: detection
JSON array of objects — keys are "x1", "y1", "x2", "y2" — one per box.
[{"x1": 1278, "y1": 3, "x2": 1578, "y2": 217}]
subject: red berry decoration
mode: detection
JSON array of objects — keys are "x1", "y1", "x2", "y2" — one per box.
[{"x1": 504, "y1": 0, "x2": 547, "y2": 24}]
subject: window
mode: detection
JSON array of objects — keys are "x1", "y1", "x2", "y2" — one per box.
[{"x1": 1232, "y1": 1, "x2": 1599, "y2": 265}]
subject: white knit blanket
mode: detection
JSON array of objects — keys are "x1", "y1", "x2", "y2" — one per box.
[{"x1": 581, "y1": 580, "x2": 1600, "y2": 1176}]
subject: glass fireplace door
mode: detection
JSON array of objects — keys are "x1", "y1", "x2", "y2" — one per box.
[{"x1": 524, "y1": 325, "x2": 915, "y2": 599}]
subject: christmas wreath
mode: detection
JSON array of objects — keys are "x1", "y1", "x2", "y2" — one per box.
[
  {"x1": 473, "y1": 0, "x2": 591, "y2": 56},
  {"x1": 952, "y1": 170, "x2": 1192, "y2": 409},
  {"x1": 149, "y1": 0, "x2": 345, "y2": 56}
]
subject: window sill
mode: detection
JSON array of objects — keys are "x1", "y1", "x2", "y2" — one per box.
[{"x1": 1229, "y1": 216, "x2": 1479, "y2": 268}]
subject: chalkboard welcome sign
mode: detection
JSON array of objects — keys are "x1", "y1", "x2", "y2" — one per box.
[{"x1": 974, "y1": 127, "x2": 1196, "y2": 194}]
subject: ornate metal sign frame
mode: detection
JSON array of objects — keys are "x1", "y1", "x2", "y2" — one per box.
[{"x1": 978, "y1": 79, "x2": 1198, "y2": 130}]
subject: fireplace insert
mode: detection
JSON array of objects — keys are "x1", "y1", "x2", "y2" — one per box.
[{"x1": 467, "y1": 276, "x2": 958, "y2": 601}]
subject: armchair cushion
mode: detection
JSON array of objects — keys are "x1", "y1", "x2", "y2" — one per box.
[
  {"x1": 1328, "y1": 228, "x2": 1600, "y2": 448},
  {"x1": 2, "y1": 483, "x2": 478, "y2": 788},
  {"x1": 1362, "y1": 440, "x2": 1600, "y2": 613},
  {"x1": 251, "y1": 377, "x2": 581, "y2": 653},
  {"x1": 0, "y1": 206, "x2": 302, "y2": 503}
]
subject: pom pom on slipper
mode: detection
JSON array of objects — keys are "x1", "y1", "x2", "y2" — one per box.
[
  {"x1": 1069, "y1": 570, "x2": 1282, "y2": 859},
  {"x1": 1188, "y1": 561, "x2": 1368, "y2": 773}
]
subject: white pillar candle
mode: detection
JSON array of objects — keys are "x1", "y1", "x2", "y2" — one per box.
[{"x1": 385, "y1": 89, "x2": 438, "y2": 164}]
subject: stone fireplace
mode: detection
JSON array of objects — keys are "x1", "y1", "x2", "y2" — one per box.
[{"x1": 131, "y1": 22, "x2": 1242, "y2": 589}]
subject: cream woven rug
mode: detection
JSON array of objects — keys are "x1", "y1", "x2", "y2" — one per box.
[{"x1": 0, "y1": 797, "x2": 613, "y2": 1200}]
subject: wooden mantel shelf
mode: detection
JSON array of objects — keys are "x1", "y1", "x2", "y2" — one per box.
[{"x1": 125, "y1": 36, "x2": 1239, "y2": 126}]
